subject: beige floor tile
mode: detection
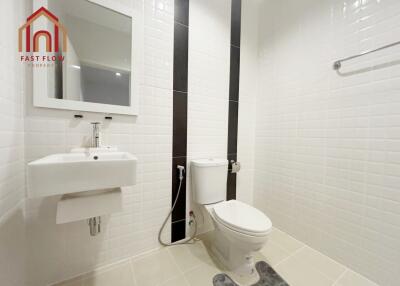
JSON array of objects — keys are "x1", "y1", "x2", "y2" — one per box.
[
  {"x1": 160, "y1": 275, "x2": 190, "y2": 286},
  {"x1": 54, "y1": 278, "x2": 82, "y2": 286},
  {"x1": 294, "y1": 247, "x2": 346, "y2": 280},
  {"x1": 334, "y1": 270, "x2": 379, "y2": 286},
  {"x1": 269, "y1": 228, "x2": 304, "y2": 254},
  {"x1": 81, "y1": 261, "x2": 135, "y2": 286},
  {"x1": 168, "y1": 240, "x2": 214, "y2": 273},
  {"x1": 275, "y1": 260, "x2": 333, "y2": 286},
  {"x1": 132, "y1": 249, "x2": 181, "y2": 286},
  {"x1": 274, "y1": 247, "x2": 339, "y2": 286},
  {"x1": 184, "y1": 264, "x2": 220, "y2": 286},
  {"x1": 53, "y1": 230, "x2": 378, "y2": 286},
  {"x1": 259, "y1": 240, "x2": 292, "y2": 266}
]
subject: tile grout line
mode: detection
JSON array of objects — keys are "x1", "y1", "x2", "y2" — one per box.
[
  {"x1": 131, "y1": 248, "x2": 184, "y2": 285},
  {"x1": 272, "y1": 228, "x2": 353, "y2": 282},
  {"x1": 273, "y1": 245, "x2": 306, "y2": 268},
  {"x1": 180, "y1": 257, "x2": 216, "y2": 275},
  {"x1": 275, "y1": 244, "x2": 349, "y2": 285},
  {"x1": 128, "y1": 257, "x2": 139, "y2": 286},
  {"x1": 165, "y1": 247, "x2": 200, "y2": 285},
  {"x1": 50, "y1": 258, "x2": 134, "y2": 286},
  {"x1": 166, "y1": 240, "x2": 220, "y2": 276},
  {"x1": 331, "y1": 269, "x2": 348, "y2": 286},
  {"x1": 264, "y1": 240, "x2": 292, "y2": 260},
  {"x1": 166, "y1": 246, "x2": 187, "y2": 276}
]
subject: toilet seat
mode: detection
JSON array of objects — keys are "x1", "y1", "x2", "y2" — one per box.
[{"x1": 213, "y1": 200, "x2": 272, "y2": 237}]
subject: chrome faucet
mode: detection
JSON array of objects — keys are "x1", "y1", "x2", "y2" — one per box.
[{"x1": 91, "y1": 122, "x2": 101, "y2": 148}]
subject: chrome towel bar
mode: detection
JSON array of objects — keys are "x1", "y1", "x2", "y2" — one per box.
[{"x1": 333, "y1": 40, "x2": 400, "y2": 70}]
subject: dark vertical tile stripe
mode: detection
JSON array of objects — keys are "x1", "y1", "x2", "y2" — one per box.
[
  {"x1": 173, "y1": 91, "x2": 188, "y2": 157},
  {"x1": 172, "y1": 0, "x2": 189, "y2": 243},
  {"x1": 171, "y1": 220, "x2": 187, "y2": 243},
  {"x1": 227, "y1": 173, "x2": 237, "y2": 200},
  {"x1": 227, "y1": 100, "x2": 238, "y2": 155},
  {"x1": 173, "y1": 23, "x2": 189, "y2": 93},
  {"x1": 231, "y1": 0, "x2": 242, "y2": 47},
  {"x1": 227, "y1": 0, "x2": 241, "y2": 201},
  {"x1": 229, "y1": 46, "x2": 240, "y2": 102},
  {"x1": 227, "y1": 153, "x2": 238, "y2": 200},
  {"x1": 172, "y1": 157, "x2": 187, "y2": 223},
  {"x1": 174, "y1": 0, "x2": 189, "y2": 26}
]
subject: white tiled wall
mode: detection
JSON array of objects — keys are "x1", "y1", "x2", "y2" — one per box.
[
  {"x1": 24, "y1": 0, "x2": 174, "y2": 285},
  {"x1": 236, "y1": 0, "x2": 259, "y2": 205},
  {"x1": 186, "y1": 0, "x2": 231, "y2": 233},
  {"x1": 0, "y1": 0, "x2": 26, "y2": 223},
  {"x1": 0, "y1": 203, "x2": 26, "y2": 286},
  {"x1": 185, "y1": 0, "x2": 258, "y2": 235},
  {"x1": 0, "y1": 0, "x2": 263, "y2": 285},
  {"x1": 0, "y1": 0, "x2": 29, "y2": 285},
  {"x1": 254, "y1": 0, "x2": 400, "y2": 285},
  {"x1": 187, "y1": 0, "x2": 231, "y2": 160},
  {"x1": 20, "y1": 0, "x2": 257, "y2": 284}
]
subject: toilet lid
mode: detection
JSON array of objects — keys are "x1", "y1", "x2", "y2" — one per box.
[{"x1": 213, "y1": 200, "x2": 272, "y2": 234}]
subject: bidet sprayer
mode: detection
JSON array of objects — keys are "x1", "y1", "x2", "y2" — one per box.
[
  {"x1": 158, "y1": 164, "x2": 197, "y2": 246},
  {"x1": 177, "y1": 165, "x2": 185, "y2": 180}
]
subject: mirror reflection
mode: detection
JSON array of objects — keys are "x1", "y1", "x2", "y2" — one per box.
[{"x1": 48, "y1": 0, "x2": 132, "y2": 106}]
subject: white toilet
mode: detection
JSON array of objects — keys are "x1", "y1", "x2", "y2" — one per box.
[{"x1": 191, "y1": 158, "x2": 272, "y2": 276}]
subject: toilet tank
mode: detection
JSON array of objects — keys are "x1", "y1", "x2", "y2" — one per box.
[{"x1": 191, "y1": 158, "x2": 228, "y2": 205}]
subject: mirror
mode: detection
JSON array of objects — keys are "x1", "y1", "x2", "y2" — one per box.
[{"x1": 32, "y1": 0, "x2": 139, "y2": 115}]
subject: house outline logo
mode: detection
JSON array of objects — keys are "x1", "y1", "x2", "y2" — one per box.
[{"x1": 18, "y1": 6, "x2": 67, "y2": 53}]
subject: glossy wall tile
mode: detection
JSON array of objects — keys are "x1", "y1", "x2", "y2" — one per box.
[
  {"x1": 24, "y1": 0, "x2": 175, "y2": 284},
  {"x1": 0, "y1": 0, "x2": 28, "y2": 285},
  {"x1": 254, "y1": 0, "x2": 400, "y2": 285}
]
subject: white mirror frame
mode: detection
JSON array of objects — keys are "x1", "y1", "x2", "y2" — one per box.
[{"x1": 32, "y1": 0, "x2": 142, "y2": 116}]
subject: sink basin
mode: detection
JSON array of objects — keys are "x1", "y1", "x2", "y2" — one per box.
[{"x1": 27, "y1": 149, "x2": 137, "y2": 198}]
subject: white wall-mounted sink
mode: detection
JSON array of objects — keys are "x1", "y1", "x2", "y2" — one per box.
[{"x1": 27, "y1": 148, "x2": 137, "y2": 198}]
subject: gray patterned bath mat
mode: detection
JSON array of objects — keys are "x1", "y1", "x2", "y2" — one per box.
[{"x1": 213, "y1": 261, "x2": 289, "y2": 286}]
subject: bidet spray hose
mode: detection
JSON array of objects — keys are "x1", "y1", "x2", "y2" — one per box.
[{"x1": 158, "y1": 165, "x2": 198, "y2": 246}]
